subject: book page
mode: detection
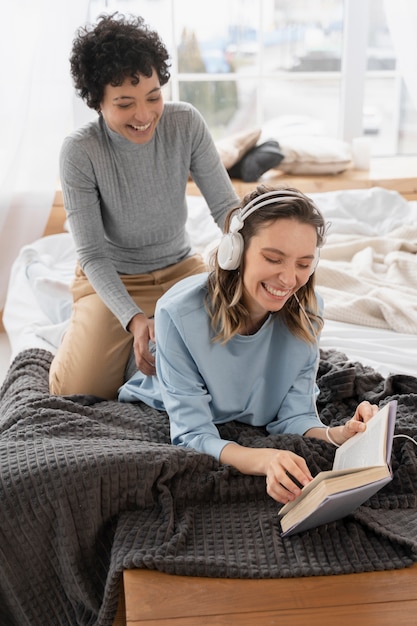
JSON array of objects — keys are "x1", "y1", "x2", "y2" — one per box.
[{"x1": 333, "y1": 403, "x2": 390, "y2": 471}]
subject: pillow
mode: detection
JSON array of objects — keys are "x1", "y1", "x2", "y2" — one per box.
[
  {"x1": 215, "y1": 128, "x2": 262, "y2": 170},
  {"x1": 274, "y1": 135, "x2": 353, "y2": 175},
  {"x1": 227, "y1": 140, "x2": 284, "y2": 182}
]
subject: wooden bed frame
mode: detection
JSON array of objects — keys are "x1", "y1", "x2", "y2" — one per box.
[
  {"x1": 4, "y1": 156, "x2": 417, "y2": 625},
  {"x1": 115, "y1": 563, "x2": 417, "y2": 625}
]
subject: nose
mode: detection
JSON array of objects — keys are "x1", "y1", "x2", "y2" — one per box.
[
  {"x1": 132, "y1": 102, "x2": 151, "y2": 123},
  {"x1": 278, "y1": 262, "x2": 297, "y2": 287}
]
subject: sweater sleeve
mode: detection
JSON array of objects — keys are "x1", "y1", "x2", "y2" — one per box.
[
  {"x1": 187, "y1": 106, "x2": 239, "y2": 230},
  {"x1": 59, "y1": 136, "x2": 142, "y2": 329}
]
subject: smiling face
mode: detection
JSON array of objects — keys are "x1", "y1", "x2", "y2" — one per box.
[
  {"x1": 99, "y1": 70, "x2": 164, "y2": 144},
  {"x1": 241, "y1": 217, "x2": 318, "y2": 323}
]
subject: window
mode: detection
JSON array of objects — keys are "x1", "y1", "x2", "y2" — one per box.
[{"x1": 87, "y1": 0, "x2": 417, "y2": 156}]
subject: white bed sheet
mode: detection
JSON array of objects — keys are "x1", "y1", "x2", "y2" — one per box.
[{"x1": 4, "y1": 188, "x2": 417, "y2": 378}]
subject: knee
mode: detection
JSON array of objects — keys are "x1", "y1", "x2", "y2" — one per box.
[{"x1": 49, "y1": 356, "x2": 120, "y2": 400}]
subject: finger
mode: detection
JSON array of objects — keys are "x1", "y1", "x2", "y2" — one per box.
[
  {"x1": 143, "y1": 349, "x2": 156, "y2": 367},
  {"x1": 136, "y1": 357, "x2": 156, "y2": 376},
  {"x1": 134, "y1": 336, "x2": 153, "y2": 363},
  {"x1": 269, "y1": 464, "x2": 311, "y2": 499},
  {"x1": 345, "y1": 419, "x2": 366, "y2": 435},
  {"x1": 134, "y1": 345, "x2": 156, "y2": 375},
  {"x1": 284, "y1": 457, "x2": 313, "y2": 487},
  {"x1": 266, "y1": 476, "x2": 298, "y2": 504},
  {"x1": 278, "y1": 473, "x2": 302, "y2": 497},
  {"x1": 365, "y1": 403, "x2": 379, "y2": 419},
  {"x1": 353, "y1": 401, "x2": 378, "y2": 423}
]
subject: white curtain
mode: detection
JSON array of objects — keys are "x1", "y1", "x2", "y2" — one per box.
[
  {"x1": 0, "y1": 0, "x2": 89, "y2": 309},
  {"x1": 384, "y1": 0, "x2": 417, "y2": 111}
]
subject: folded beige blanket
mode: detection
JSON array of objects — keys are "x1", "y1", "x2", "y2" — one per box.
[{"x1": 315, "y1": 224, "x2": 417, "y2": 334}]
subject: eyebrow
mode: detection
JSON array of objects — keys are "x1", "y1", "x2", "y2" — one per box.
[
  {"x1": 262, "y1": 247, "x2": 315, "y2": 260},
  {"x1": 112, "y1": 86, "x2": 161, "y2": 103}
]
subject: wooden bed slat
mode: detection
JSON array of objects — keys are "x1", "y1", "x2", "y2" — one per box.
[
  {"x1": 123, "y1": 563, "x2": 417, "y2": 625},
  {"x1": 124, "y1": 602, "x2": 417, "y2": 626}
]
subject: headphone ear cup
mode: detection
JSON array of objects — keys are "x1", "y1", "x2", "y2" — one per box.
[{"x1": 217, "y1": 232, "x2": 244, "y2": 270}]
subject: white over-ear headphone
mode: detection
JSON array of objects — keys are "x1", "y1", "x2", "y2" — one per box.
[{"x1": 217, "y1": 190, "x2": 321, "y2": 272}]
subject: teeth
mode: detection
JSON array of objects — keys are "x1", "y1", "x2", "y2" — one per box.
[
  {"x1": 264, "y1": 284, "x2": 289, "y2": 297},
  {"x1": 131, "y1": 122, "x2": 151, "y2": 131}
]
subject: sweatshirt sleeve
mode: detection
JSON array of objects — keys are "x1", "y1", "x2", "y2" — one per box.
[
  {"x1": 266, "y1": 292, "x2": 324, "y2": 436},
  {"x1": 266, "y1": 349, "x2": 323, "y2": 437},
  {"x1": 155, "y1": 301, "x2": 231, "y2": 460}
]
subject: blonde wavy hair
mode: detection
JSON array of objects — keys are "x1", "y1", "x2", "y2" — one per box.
[{"x1": 206, "y1": 184, "x2": 326, "y2": 344}]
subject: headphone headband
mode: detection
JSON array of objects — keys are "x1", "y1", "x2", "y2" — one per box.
[
  {"x1": 230, "y1": 193, "x2": 307, "y2": 234},
  {"x1": 217, "y1": 189, "x2": 323, "y2": 271},
  {"x1": 240, "y1": 189, "x2": 308, "y2": 221}
]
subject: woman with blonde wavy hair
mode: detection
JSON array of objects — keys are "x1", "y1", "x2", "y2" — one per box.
[
  {"x1": 206, "y1": 184, "x2": 325, "y2": 345},
  {"x1": 119, "y1": 184, "x2": 378, "y2": 504}
]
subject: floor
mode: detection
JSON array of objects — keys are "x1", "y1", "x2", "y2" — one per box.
[{"x1": 0, "y1": 332, "x2": 12, "y2": 386}]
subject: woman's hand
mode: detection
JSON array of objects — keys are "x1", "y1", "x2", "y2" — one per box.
[
  {"x1": 321, "y1": 400, "x2": 379, "y2": 447},
  {"x1": 127, "y1": 313, "x2": 156, "y2": 376},
  {"x1": 264, "y1": 449, "x2": 314, "y2": 504},
  {"x1": 340, "y1": 399, "x2": 379, "y2": 439},
  {"x1": 220, "y1": 443, "x2": 313, "y2": 504}
]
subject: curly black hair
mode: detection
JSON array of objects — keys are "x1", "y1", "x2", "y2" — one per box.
[{"x1": 70, "y1": 12, "x2": 171, "y2": 111}]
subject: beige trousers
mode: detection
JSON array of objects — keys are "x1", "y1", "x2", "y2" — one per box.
[{"x1": 49, "y1": 254, "x2": 207, "y2": 399}]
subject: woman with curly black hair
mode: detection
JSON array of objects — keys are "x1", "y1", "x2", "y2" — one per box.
[{"x1": 49, "y1": 13, "x2": 239, "y2": 399}]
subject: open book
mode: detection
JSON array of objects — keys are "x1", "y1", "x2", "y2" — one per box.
[{"x1": 278, "y1": 400, "x2": 397, "y2": 537}]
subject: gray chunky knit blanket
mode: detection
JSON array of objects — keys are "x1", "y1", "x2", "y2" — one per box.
[{"x1": 0, "y1": 348, "x2": 416, "y2": 625}]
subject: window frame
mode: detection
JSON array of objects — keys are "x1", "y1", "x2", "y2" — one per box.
[{"x1": 89, "y1": 0, "x2": 411, "y2": 156}]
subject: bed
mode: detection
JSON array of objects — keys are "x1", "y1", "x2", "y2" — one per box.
[{"x1": 1, "y1": 185, "x2": 417, "y2": 625}]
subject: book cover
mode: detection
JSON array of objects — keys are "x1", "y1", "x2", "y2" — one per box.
[{"x1": 279, "y1": 400, "x2": 397, "y2": 537}]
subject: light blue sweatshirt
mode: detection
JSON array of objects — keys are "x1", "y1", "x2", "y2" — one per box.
[{"x1": 119, "y1": 273, "x2": 324, "y2": 460}]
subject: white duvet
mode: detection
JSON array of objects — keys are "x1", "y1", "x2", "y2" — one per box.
[{"x1": 4, "y1": 187, "x2": 417, "y2": 378}]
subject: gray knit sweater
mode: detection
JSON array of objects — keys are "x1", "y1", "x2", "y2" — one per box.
[{"x1": 60, "y1": 101, "x2": 239, "y2": 328}]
